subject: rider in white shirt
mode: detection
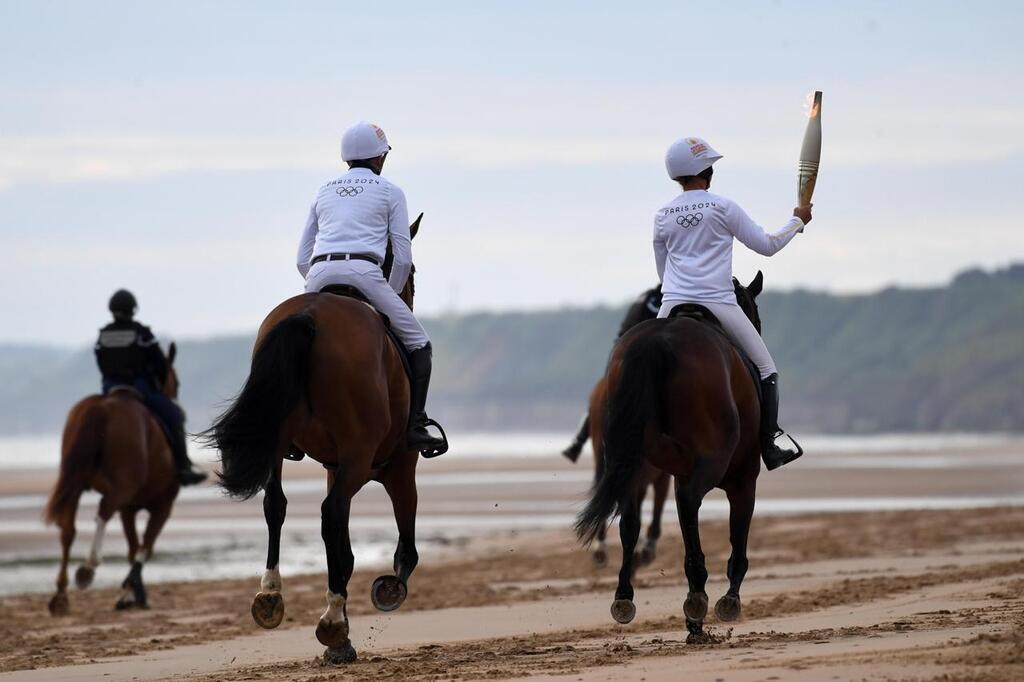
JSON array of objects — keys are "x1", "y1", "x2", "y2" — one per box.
[
  {"x1": 653, "y1": 136, "x2": 813, "y2": 470},
  {"x1": 297, "y1": 121, "x2": 445, "y2": 456}
]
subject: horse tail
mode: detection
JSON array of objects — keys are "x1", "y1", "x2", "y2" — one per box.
[
  {"x1": 45, "y1": 401, "x2": 106, "y2": 525},
  {"x1": 205, "y1": 312, "x2": 316, "y2": 500},
  {"x1": 576, "y1": 330, "x2": 675, "y2": 543}
]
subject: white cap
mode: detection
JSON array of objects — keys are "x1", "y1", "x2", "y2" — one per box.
[
  {"x1": 665, "y1": 136, "x2": 722, "y2": 180},
  {"x1": 340, "y1": 121, "x2": 391, "y2": 162}
]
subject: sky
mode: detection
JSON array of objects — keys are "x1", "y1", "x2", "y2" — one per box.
[{"x1": 1, "y1": 0, "x2": 1022, "y2": 345}]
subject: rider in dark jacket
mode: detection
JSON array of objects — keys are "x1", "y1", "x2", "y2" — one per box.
[
  {"x1": 95, "y1": 290, "x2": 206, "y2": 486},
  {"x1": 561, "y1": 284, "x2": 662, "y2": 461}
]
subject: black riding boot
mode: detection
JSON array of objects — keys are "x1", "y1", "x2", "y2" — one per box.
[
  {"x1": 760, "y1": 373, "x2": 802, "y2": 471},
  {"x1": 562, "y1": 413, "x2": 590, "y2": 463},
  {"x1": 407, "y1": 344, "x2": 447, "y2": 457},
  {"x1": 169, "y1": 424, "x2": 208, "y2": 486}
]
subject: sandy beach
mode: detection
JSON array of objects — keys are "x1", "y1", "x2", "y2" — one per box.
[{"x1": 0, "y1": 438, "x2": 1022, "y2": 680}]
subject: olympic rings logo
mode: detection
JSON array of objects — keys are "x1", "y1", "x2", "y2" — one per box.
[
  {"x1": 336, "y1": 186, "x2": 364, "y2": 197},
  {"x1": 676, "y1": 212, "x2": 703, "y2": 228}
]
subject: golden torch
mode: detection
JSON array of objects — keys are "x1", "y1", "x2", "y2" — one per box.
[{"x1": 798, "y1": 91, "x2": 822, "y2": 207}]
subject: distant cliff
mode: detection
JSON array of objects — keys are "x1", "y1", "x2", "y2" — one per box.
[{"x1": 1, "y1": 264, "x2": 1021, "y2": 435}]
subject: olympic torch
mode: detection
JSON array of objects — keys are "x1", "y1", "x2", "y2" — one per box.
[{"x1": 798, "y1": 91, "x2": 822, "y2": 207}]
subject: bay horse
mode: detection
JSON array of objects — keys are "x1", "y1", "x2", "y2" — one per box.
[
  {"x1": 575, "y1": 377, "x2": 671, "y2": 569},
  {"x1": 45, "y1": 343, "x2": 182, "y2": 615},
  {"x1": 576, "y1": 273, "x2": 766, "y2": 640},
  {"x1": 205, "y1": 215, "x2": 428, "y2": 664}
]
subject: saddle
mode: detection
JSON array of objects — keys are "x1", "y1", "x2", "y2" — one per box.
[
  {"x1": 667, "y1": 303, "x2": 763, "y2": 405},
  {"x1": 285, "y1": 284, "x2": 414, "y2": 463}
]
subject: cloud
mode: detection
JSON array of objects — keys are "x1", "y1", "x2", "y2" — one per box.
[{"x1": 3, "y1": 101, "x2": 1022, "y2": 191}]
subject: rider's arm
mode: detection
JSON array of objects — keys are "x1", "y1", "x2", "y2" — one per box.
[
  {"x1": 296, "y1": 199, "x2": 319, "y2": 278},
  {"x1": 653, "y1": 215, "x2": 668, "y2": 282},
  {"x1": 725, "y1": 200, "x2": 804, "y2": 257},
  {"x1": 386, "y1": 185, "x2": 412, "y2": 294},
  {"x1": 137, "y1": 325, "x2": 168, "y2": 387}
]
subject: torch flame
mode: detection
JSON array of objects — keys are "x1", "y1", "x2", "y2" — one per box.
[{"x1": 803, "y1": 91, "x2": 822, "y2": 119}]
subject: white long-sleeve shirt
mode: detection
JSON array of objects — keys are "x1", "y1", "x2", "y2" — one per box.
[
  {"x1": 296, "y1": 167, "x2": 412, "y2": 293},
  {"x1": 653, "y1": 190, "x2": 804, "y2": 303}
]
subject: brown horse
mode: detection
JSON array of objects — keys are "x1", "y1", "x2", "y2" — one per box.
[
  {"x1": 576, "y1": 274, "x2": 766, "y2": 640},
  {"x1": 206, "y1": 215, "x2": 427, "y2": 664},
  {"x1": 45, "y1": 343, "x2": 182, "y2": 615},
  {"x1": 582, "y1": 376, "x2": 671, "y2": 569}
]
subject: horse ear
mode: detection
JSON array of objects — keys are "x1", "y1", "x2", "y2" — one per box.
[
  {"x1": 748, "y1": 271, "x2": 764, "y2": 298},
  {"x1": 409, "y1": 213, "x2": 423, "y2": 240},
  {"x1": 167, "y1": 342, "x2": 177, "y2": 365}
]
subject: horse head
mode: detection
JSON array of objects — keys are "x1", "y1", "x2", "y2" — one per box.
[
  {"x1": 163, "y1": 342, "x2": 180, "y2": 399},
  {"x1": 383, "y1": 212, "x2": 422, "y2": 311},
  {"x1": 733, "y1": 271, "x2": 763, "y2": 335}
]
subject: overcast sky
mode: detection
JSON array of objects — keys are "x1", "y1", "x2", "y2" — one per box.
[{"x1": 1, "y1": 1, "x2": 1022, "y2": 345}]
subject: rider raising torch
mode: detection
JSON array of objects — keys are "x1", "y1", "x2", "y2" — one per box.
[
  {"x1": 654, "y1": 137, "x2": 812, "y2": 470},
  {"x1": 296, "y1": 122, "x2": 445, "y2": 455}
]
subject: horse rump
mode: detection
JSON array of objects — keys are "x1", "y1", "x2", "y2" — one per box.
[
  {"x1": 575, "y1": 327, "x2": 675, "y2": 543},
  {"x1": 45, "y1": 400, "x2": 105, "y2": 525},
  {"x1": 204, "y1": 312, "x2": 316, "y2": 500}
]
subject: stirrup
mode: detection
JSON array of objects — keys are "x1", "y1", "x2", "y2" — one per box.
[
  {"x1": 776, "y1": 431, "x2": 804, "y2": 459},
  {"x1": 411, "y1": 418, "x2": 449, "y2": 459},
  {"x1": 762, "y1": 431, "x2": 804, "y2": 470}
]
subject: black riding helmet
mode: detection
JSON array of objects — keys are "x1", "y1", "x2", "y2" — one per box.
[{"x1": 108, "y1": 289, "x2": 137, "y2": 318}]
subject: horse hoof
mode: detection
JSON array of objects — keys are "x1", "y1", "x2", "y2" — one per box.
[
  {"x1": 316, "y1": 617, "x2": 350, "y2": 648},
  {"x1": 48, "y1": 592, "x2": 69, "y2": 616},
  {"x1": 115, "y1": 598, "x2": 133, "y2": 611},
  {"x1": 683, "y1": 591, "x2": 709, "y2": 622},
  {"x1": 370, "y1": 575, "x2": 407, "y2": 612},
  {"x1": 74, "y1": 565, "x2": 95, "y2": 590},
  {"x1": 252, "y1": 591, "x2": 285, "y2": 629},
  {"x1": 610, "y1": 599, "x2": 636, "y2": 624},
  {"x1": 686, "y1": 623, "x2": 715, "y2": 645},
  {"x1": 322, "y1": 641, "x2": 358, "y2": 665},
  {"x1": 635, "y1": 545, "x2": 656, "y2": 567},
  {"x1": 592, "y1": 549, "x2": 608, "y2": 568},
  {"x1": 714, "y1": 593, "x2": 741, "y2": 622}
]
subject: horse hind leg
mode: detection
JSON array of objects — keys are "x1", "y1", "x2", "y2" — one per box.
[
  {"x1": 117, "y1": 501, "x2": 171, "y2": 610},
  {"x1": 115, "y1": 508, "x2": 140, "y2": 610},
  {"x1": 610, "y1": 498, "x2": 641, "y2": 624},
  {"x1": 75, "y1": 497, "x2": 116, "y2": 590},
  {"x1": 372, "y1": 461, "x2": 418, "y2": 613},
  {"x1": 675, "y1": 477, "x2": 711, "y2": 642},
  {"x1": 715, "y1": 482, "x2": 756, "y2": 623},
  {"x1": 636, "y1": 470, "x2": 669, "y2": 567},
  {"x1": 318, "y1": 474, "x2": 357, "y2": 664},
  {"x1": 48, "y1": 513, "x2": 76, "y2": 616},
  {"x1": 252, "y1": 465, "x2": 287, "y2": 629},
  {"x1": 593, "y1": 525, "x2": 609, "y2": 568}
]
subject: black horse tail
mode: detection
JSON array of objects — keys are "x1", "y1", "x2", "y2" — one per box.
[
  {"x1": 575, "y1": 330, "x2": 675, "y2": 543},
  {"x1": 205, "y1": 312, "x2": 316, "y2": 500}
]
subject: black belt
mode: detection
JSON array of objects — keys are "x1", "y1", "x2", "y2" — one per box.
[{"x1": 311, "y1": 252, "x2": 380, "y2": 266}]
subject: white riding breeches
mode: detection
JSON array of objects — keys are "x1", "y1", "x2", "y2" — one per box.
[
  {"x1": 304, "y1": 260, "x2": 430, "y2": 351},
  {"x1": 658, "y1": 299, "x2": 776, "y2": 379}
]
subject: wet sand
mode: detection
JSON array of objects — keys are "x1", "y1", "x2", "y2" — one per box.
[
  {"x1": 1, "y1": 505, "x2": 1022, "y2": 681},
  {"x1": 0, "y1": 441, "x2": 1022, "y2": 680}
]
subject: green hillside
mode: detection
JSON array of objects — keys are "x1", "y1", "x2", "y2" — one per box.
[{"x1": 0, "y1": 264, "x2": 1021, "y2": 435}]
